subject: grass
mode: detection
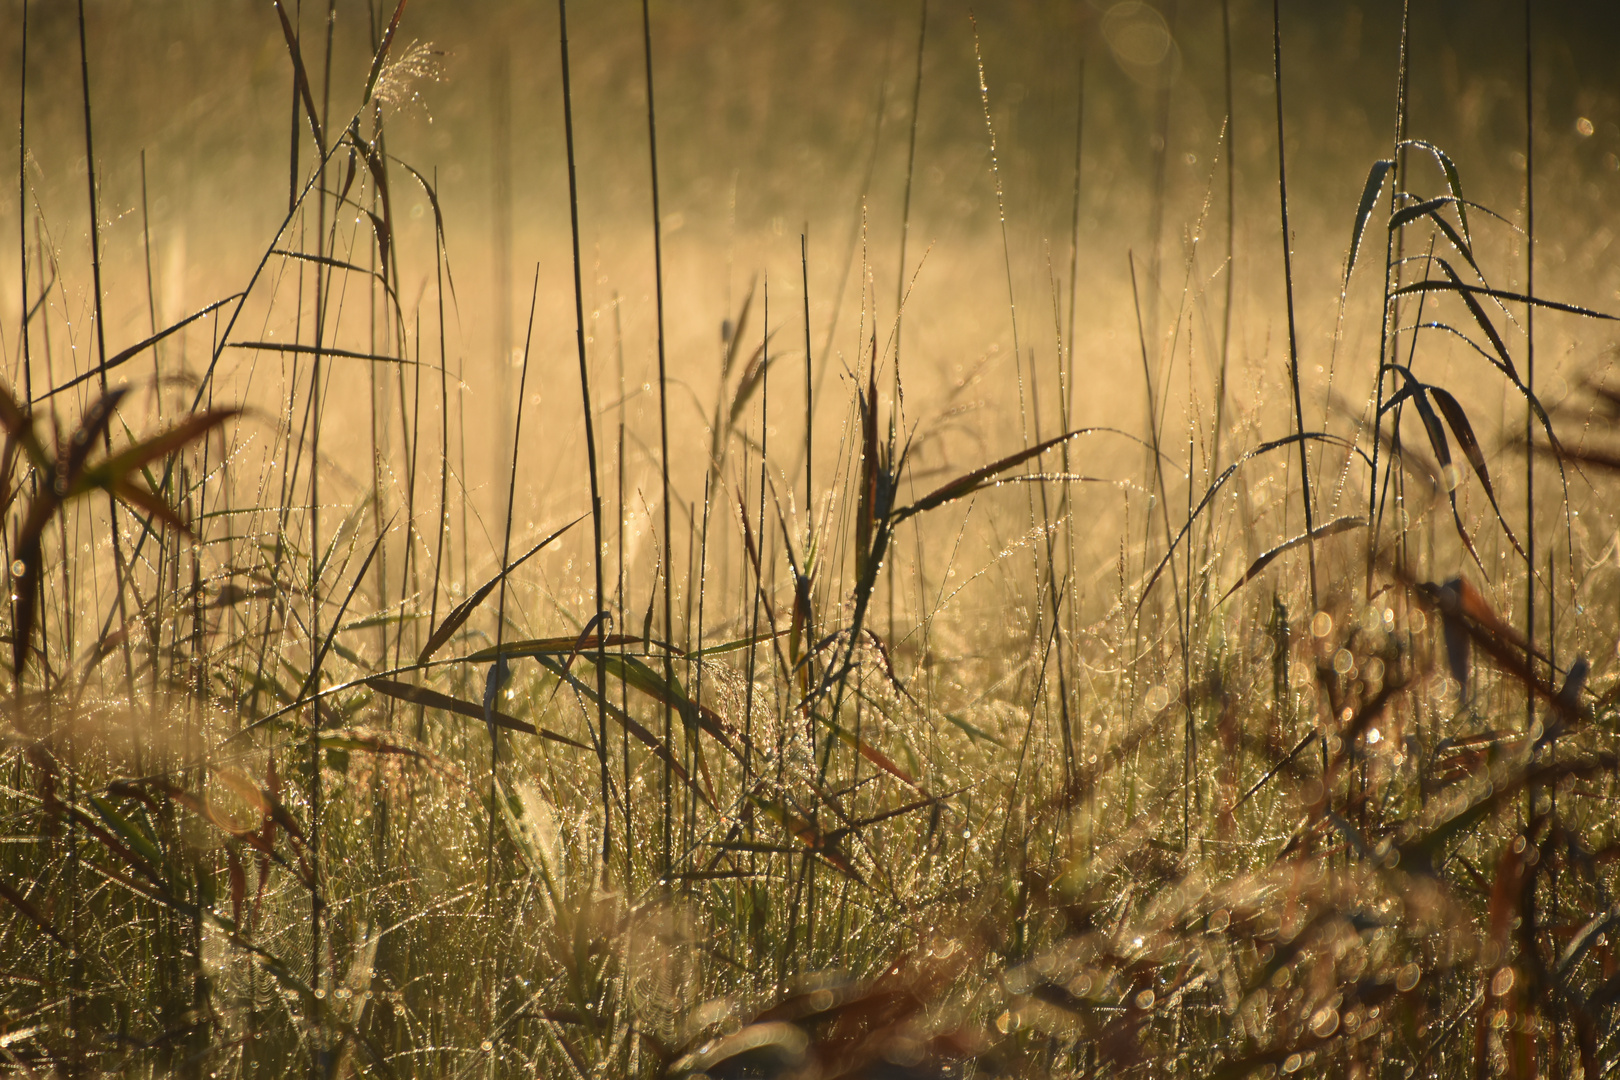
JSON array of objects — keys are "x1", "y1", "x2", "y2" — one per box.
[{"x1": 3, "y1": 1, "x2": 1620, "y2": 1077}]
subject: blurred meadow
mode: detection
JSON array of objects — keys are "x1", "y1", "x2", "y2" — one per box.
[{"x1": 3, "y1": 0, "x2": 1620, "y2": 1075}]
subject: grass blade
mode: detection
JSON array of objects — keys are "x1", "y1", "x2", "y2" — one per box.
[
  {"x1": 32, "y1": 294, "x2": 242, "y2": 403},
  {"x1": 1428, "y1": 386, "x2": 1525, "y2": 558},
  {"x1": 363, "y1": 676, "x2": 587, "y2": 748},
  {"x1": 416, "y1": 515, "x2": 583, "y2": 664},
  {"x1": 1399, "y1": 139, "x2": 1470, "y2": 244},
  {"x1": 1220, "y1": 516, "x2": 1367, "y2": 603},
  {"x1": 896, "y1": 427, "x2": 1108, "y2": 521},
  {"x1": 1345, "y1": 158, "x2": 1394, "y2": 286}
]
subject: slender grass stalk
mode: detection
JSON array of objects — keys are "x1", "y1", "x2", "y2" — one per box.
[
  {"x1": 76, "y1": 0, "x2": 137, "y2": 699},
  {"x1": 1368, "y1": 1, "x2": 1410, "y2": 593},
  {"x1": 1270, "y1": 0, "x2": 1317, "y2": 611},
  {"x1": 1128, "y1": 253, "x2": 1188, "y2": 840},
  {"x1": 1211, "y1": 0, "x2": 1234, "y2": 471},
  {"x1": 801, "y1": 235, "x2": 813, "y2": 527},
  {"x1": 742, "y1": 281, "x2": 769, "y2": 795},
  {"x1": 368, "y1": 171, "x2": 391, "y2": 722},
  {"x1": 490, "y1": 44, "x2": 513, "y2": 501},
  {"x1": 971, "y1": 21, "x2": 1051, "y2": 768},
  {"x1": 14, "y1": 0, "x2": 28, "y2": 704},
  {"x1": 640, "y1": 0, "x2": 677, "y2": 882},
  {"x1": 614, "y1": 292, "x2": 631, "y2": 881},
  {"x1": 307, "y1": 5, "x2": 335, "y2": 1062},
  {"x1": 1523, "y1": 0, "x2": 1536, "y2": 727},
  {"x1": 139, "y1": 152, "x2": 161, "y2": 406},
  {"x1": 1030, "y1": 335, "x2": 1075, "y2": 792},
  {"x1": 792, "y1": 65, "x2": 890, "y2": 490},
  {"x1": 420, "y1": 166, "x2": 450, "y2": 743},
  {"x1": 971, "y1": 16, "x2": 1023, "y2": 424},
  {"x1": 1144, "y1": 0, "x2": 1178, "y2": 350},
  {"x1": 894, "y1": 0, "x2": 927, "y2": 398},
  {"x1": 486, "y1": 267, "x2": 539, "y2": 1046},
  {"x1": 556, "y1": 0, "x2": 612, "y2": 870},
  {"x1": 76, "y1": 0, "x2": 108, "y2": 401},
  {"x1": 1062, "y1": 26, "x2": 1085, "y2": 769},
  {"x1": 888, "y1": 0, "x2": 927, "y2": 649}
]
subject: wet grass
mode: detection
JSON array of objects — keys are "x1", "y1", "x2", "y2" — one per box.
[{"x1": 3, "y1": 1, "x2": 1620, "y2": 1077}]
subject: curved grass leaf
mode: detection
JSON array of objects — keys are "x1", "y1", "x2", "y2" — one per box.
[
  {"x1": 228, "y1": 341, "x2": 430, "y2": 367},
  {"x1": 33, "y1": 296, "x2": 243, "y2": 403},
  {"x1": 528, "y1": 650, "x2": 708, "y2": 807},
  {"x1": 1392, "y1": 278, "x2": 1618, "y2": 322},
  {"x1": 1345, "y1": 158, "x2": 1393, "y2": 287},
  {"x1": 896, "y1": 426, "x2": 1121, "y2": 522},
  {"x1": 1389, "y1": 195, "x2": 1452, "y2": 231},
  {"x1": 1393, "y1": 261, "x2": 1578, "y2": 565},
  {"x1": 1428, "y1": 386, "x2": 1525, "y2": 558},
  {"x1": 579, "y1": 651, "x2": 743, "y2": 759},
  {"x1": 1136, "y1": 432, "x2": 1364, "y2": 615},
  {"x1": 824, "y1": 715, "x2": 923, "y2": 791},
  {"x1": 271, "y1": 0, "x2": 324, "y2": 149},
  {"x1": 389, "y1": 157, "x2": 459, "y2": 303},
  {"x1": 721, "y1": 279, "x2": 757, "y2": 383},
  {"x1": 417, "y1": 515, "x2": 583, "y2": 663},
  {"x1": 1220, "y1": 516, "x2": 1366, "y2": 603},
  {"x1": 1399, "y1": 139, "x2": 1469, "y2": 244},
  {"x1": 1386, "y1": 368, "x2": 1487, "y2": 575},
  {"x1": 361, "y1": 0, "x2": 410, "y2": 106},
  {"x1": 363, "y1": 676, "x2": 587, "y2": 749},
  {"x1": 1389, "y1": 200, "x2": 1481, "y2": 281},
  {"x1": 464, "y1": 633, "x2": 650, "y2": 664}
]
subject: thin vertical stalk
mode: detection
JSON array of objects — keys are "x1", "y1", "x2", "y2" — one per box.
[
  {"x1": 801, "y1": 235, "x2": 813, "y2": 525},
  {"x1": 1130, "y1": 253, "x2": 1189, "y2": 843},
  {"x1": 15, "y1": 0, "x2": 29, "y2": 695},
  {"x1": 1523, "y1": 0, "x2": 1536, "y2": 728},
  {"x1": 1211, "y1": 0, "x2": 1234, "y2": 470},
  {"x1": 972, "y1": 16, "x2": 1023, "y2": 414},
  {"x1": 17, "y1": 0, "x2": 28, "y2": 409},
  {"x1": 76, "y1": 0, "x2": 108, "y2": 395},
  {"x1": 1065, "y1": 44, "x2": 1085, "y2": 388},
  {"x1": 640, "y1": 0, "x2": 677, "y2": 882},
  {"x1": 1144, "y1": 0, "x2": 1178, "y2": 348},
  {"x1": 894, "y1": 0, "x2": 927, "y2": 394},
  {"x1": 307, "y1": 5, "x2": 335, "y2": 1064},
  {"x1": 490, "y1": 45, "x2": 514, "y2": 503},
  {"x1": 888, "y1": 0, "x2": 927, "y2": 650},
  {"x1": 1030, "y1": 338, "x2": 1075, "y2": 792},
  {"x1": 1062, "y1": 26, "x2": 1085, "y2": 769},
  {"x1": 972, "y1": 20, "x2": 1051, "y2": 748},
  {"x1": 76, "y1": 0, "x2": 137, "y2": 699},
  {"x1": 139, "y1": 152, "x2": 161, "y2": 401},
  {"x1": 1270, "y1": 0, "x2": 1318, "y2": 611},
  {"x1": 741, "y1": 282, "x2": 768, "y2": 796},
  {"x1": 487, "y1": 267, "x2": 539, "y2": 1032},
  {"x1": 420, "y1": 169, "x2": 450, "y2": 743},
  {"x1": 614, "y1": 292, "x2": 631, "y2": 881},
  {"x1": 793, "y1": 67, "x2": 891, "y2": 489},
  {"x1": 557, "y1": 0, "x2": 612, "y2": 870},
  {"x1": 1368, "y1": 0, "x2": 1410, "y2": 593},
  {"x1": 288, "y1": 0, "x2": 301, "y2": 214}
]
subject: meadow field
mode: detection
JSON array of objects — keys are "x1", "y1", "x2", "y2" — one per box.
[{"x1": 3, "y1": 0, "x2": 1620, "y2": 1075}]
